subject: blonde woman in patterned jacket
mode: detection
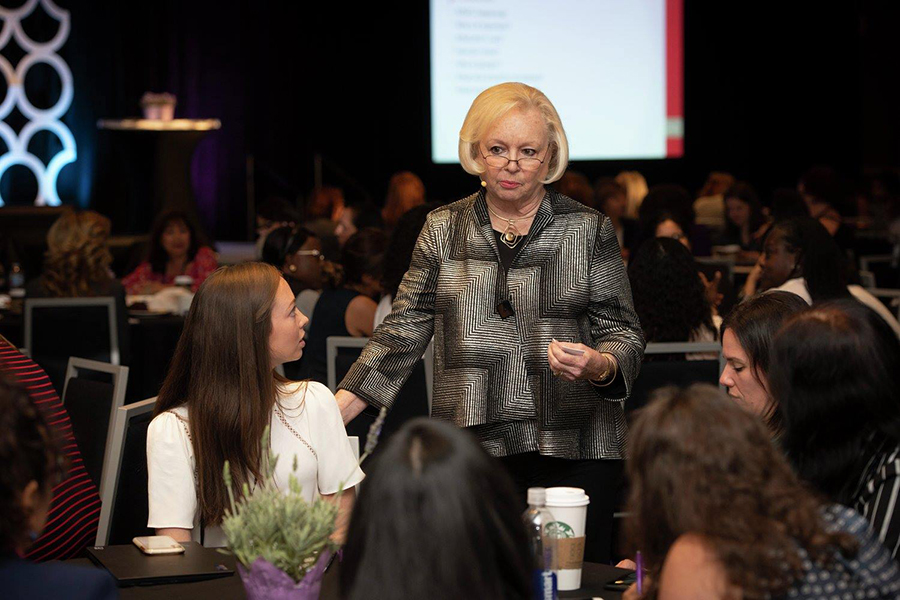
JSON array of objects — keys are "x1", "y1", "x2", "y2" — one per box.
[{"x1": 336, "y1": 82, "x2": 644, "y2": 563}]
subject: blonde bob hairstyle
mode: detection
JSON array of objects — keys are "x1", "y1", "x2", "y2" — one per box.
[{"x1": 458, "y1": 82, "x2": 569, "y2": 185}]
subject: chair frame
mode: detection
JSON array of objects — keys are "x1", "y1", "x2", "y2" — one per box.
[
  {"x1": 643, "y1": 341, "x2": 725, "y2": 390},
  {"x1": 63, "y1": 357, "x2": 130, "y2": 543},
  {"x1": 24, "y1": 297, "x2": 120, "y2": 365},
  {"x1": 95, "y1": 396, "x2": 156, "y2": 546},
  {"x1": 326, "y1": 336, "x2": 434, "y2": 413}
]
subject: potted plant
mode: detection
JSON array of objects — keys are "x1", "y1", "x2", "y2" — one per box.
[{"x1": 222, "y1": 407, "x2": 386, "y2": 600}]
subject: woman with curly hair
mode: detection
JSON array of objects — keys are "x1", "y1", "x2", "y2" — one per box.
[
  {"x1": 628, "y1": 237, "x2": 718, "y2": 356},
  {"x1": 122, "y1": 211, "x2": 217, "y2": 295},
  {"x1": 25, "y1": 210, "x2": 129, "y2": 365},
  {"x1": 623, "y1": 384, "x2": 900, "y2": 599},
  {"x1": 26, "y1": 210, "x2": 120, "y2": 299}
]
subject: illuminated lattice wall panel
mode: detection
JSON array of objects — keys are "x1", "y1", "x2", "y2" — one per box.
[{"x1": 0, "y1": 0, "x2": 75, "y2": 207}]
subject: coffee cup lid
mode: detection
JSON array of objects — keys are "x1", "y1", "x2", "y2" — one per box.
[{"x1": 545, "y1": 486, "x2": 590, "y2": 507}]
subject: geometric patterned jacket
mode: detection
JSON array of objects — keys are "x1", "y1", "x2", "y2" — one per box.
[{"x1": 340, "y1": 188, "x2": 645, "y2": 460}]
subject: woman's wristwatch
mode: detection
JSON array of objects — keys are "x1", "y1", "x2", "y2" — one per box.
[{"x1": 589, "y1": 353, "x2": 618, "y2": 388}]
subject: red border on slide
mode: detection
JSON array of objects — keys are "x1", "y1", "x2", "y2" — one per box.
[{"x1": 666, "y1": 0, "x2": 684, "y2": 157}]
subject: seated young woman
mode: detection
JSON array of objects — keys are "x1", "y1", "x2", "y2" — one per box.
[
  {"x1": 0, "y1": 375, "x2": 117, "y2": 599},
  {"x1": 623, "y1": 384, "x2": 900, "y2": 599},
  {"x1": 340, "y1": 418, "x2": 532, "y2": 600},
  {"x1": 771, "y1": 299, "x2": 900, "y2": 561},
  {"x1": 146, "y1": 262, "x2": 364, "y2": 547},
  {"x1": 718, "y1": 291, "x2": 808, "y2": 434},
  {"x1": 122, "y1": 210, "x2": 218, "y2": 295}
]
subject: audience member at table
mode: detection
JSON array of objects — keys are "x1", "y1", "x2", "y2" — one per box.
[
  {"x1": 692, "y1": 171, "x2": 735, "y2": 232},
  {"x1": 628, "y1": 238, "x2": 719, "y2": 359},
  {"x1": 0, "y1": 336, "x2": 102, "y2": 562},
  {"x1": 595, "y1": 177, "x2": 639, "y2": 260},
  {"x1": 798, "y1": 166, "x2": 853, "y2": 249},
  {"x1": 334, "y1": 197, "x2": 384, "y2": 247},
  {"x1": 638, "y1": 184, "x2": 713, "y2": 256},
  {"x1": 25, "y1": 209, "x2": 129, "y2": 363},
  {"x1": 122, "y1": 210, "x2": 217, "y2": 295},
  {"x1": 771, "y1": 299, "x2": 900, "y2": 562},
  {"x1": 715, "y1": 181, "x2": 768, "y2": 262},
  {"x1": 0, "y1": 375, "x2": 117, "y2": 599},
  {"x1": 615, "y1": 170, "x2": 649, "y2": 219},
  {"x1": 748, "y1": 217, "x2": 900, "y2": 337},
  {"x1": 261, "y1": 225, "x2": 325, "y2": 327},
  {"x1": 718, "y1": 291, "x2": 808, "y2": 435},
  {"x1": 147, "y1": 263, "x2": 363, "y2": 547},
  {"x1": 254, "y1": 196, "x2": 300, "y2": 258},
  {"x1": 301, "y1": 228, "x2": 388, "y2": 384},
  {"x1": 381, "y1": 171, "x2": 425, "y2": 230},
  {"x1": 623, "y1": 384, "x2": 900, "y2": 599},
  {"x1": 341, "y1": 418, "x2": 532, "y2": 600},
  {"x1": 374, "y1": 203, "x2": 435, "y2": 328},
  {"x1": 554, "y1": 170, "x2": 595, "y2": 209}
]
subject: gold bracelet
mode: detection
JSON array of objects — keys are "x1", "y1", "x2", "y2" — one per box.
[{"x1": 590, "y1": 353, "x2": 618, "y2": 388}]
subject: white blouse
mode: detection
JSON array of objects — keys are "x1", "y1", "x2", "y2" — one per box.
[{"x1": 146, "y1": 381, "x2": 365, "y2": 547}]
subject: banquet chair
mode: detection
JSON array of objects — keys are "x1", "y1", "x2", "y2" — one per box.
[
  {"x1": 326, "y1": 335, "x2": 431, "y2": 445},
  {"x1": 24, "y1": 297, "x2": 120, "y2": 394},
  {"x1": 627, "y1": 341, "x2": 724, "y2": 414},
  {"x1": 96, "y1": 396, "x2": 156, "y2": 546},
  {"x1": 61, "y1": 358, "x2": 129, "y2": 491}
]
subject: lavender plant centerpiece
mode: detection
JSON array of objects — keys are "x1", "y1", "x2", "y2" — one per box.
[{"x1": 221, "y1": 407, "x2": 386, "y2": 600}]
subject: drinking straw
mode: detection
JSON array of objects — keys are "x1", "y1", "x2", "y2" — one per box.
[{"x1": 635, "y1": 550, "x2": 643, "y2": 594}]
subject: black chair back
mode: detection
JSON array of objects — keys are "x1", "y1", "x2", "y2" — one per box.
[
  {"x1": 106, "y1": 409, "x2": 154, "y2": 545},
  {"x1": 64, "y1": 376, "x2": 116, "y2": 489},
  {"x1": 27, "y1": 300, "x2": 116, "y2": 393},
  {"x1": 628, "y1": 359, "x2": 720, "y2": 414},
  {"x1": 336, "y1": 346, "x2": 429, "y2": 449}
]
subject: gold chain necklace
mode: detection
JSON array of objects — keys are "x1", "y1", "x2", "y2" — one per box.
[{"x1": 485, "y1": 200, "x2": 541, "y2": 249}]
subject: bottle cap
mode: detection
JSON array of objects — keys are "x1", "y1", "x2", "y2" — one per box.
[{"x1": 527, "y1": 487, "x2": 546, "y2": 506}]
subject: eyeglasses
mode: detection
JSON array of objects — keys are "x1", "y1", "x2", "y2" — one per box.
[
  {"x1": 295, "y1": 249, "x2": 324, "y2": 262},
  {"x1": 481, "y1": 148, "x2": 548, "y2": 172}
]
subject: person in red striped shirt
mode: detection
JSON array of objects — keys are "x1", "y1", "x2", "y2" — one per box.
[{"x1": 0, "y1": 335, "x2": 101, "y2": 560}]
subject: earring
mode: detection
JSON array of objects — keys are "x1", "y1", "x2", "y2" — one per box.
[
  {"x1": 288, "y1": 264, "x2": 297, "y2": 273},
  {"x1": 480, "y1": 179, "x2": 487, "y2": 188}
]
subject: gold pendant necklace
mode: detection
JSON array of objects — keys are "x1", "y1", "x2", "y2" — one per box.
[{"x1": 486, "y1": 200, "x2": 540, "y2": 249}]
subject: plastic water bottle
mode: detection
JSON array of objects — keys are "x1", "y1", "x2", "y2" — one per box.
[
  {"x1": 523, "y1": 487, "x2": 558, "y2": 600},
  {"x1": 9, "y1": 262, "x2": 24, "y2": 296}
]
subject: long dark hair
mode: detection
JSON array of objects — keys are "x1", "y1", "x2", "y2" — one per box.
[
  {"x1": 147, "y1": 211, "x2": 206, "y2": 275},
  {"x1": 628, "y1": 237, "x2": 714, "y2": 342},
  {"x1": 720, "y1": 291, "x2": 809, "y2": 432},
  {"x1": 381, "y1": 203, "x2": 434, "y2": 299},
  {"x1": 771, "y1": 299, "x2": 900, "y2": 505},
  {"x1": 154, "y1": 262, "x2": 292, "y2": 525},
  {"x1": 723, "y1": 181, "x2": 766, "y2": 238},
  {"x1": 0, "y1": 375, "x2": 65, "y2": 553},
  {"x1": 340, "y1": 227, "x2": 388, "y2": 288},
  {"x1": 768, "y1": 217, "x2": 850, "y2": 302},
  {"x1": 626, "y1": 384, "x2": 857, "y2": 599},
  {"x1": 341, "y1": 418, "x2": 532, "y2": 600}
]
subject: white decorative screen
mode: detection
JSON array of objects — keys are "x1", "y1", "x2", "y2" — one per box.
[{"x1": 0, "y1": 0, "x2": 74, "y2": 206}]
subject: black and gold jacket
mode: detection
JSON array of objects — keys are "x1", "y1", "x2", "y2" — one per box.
[{"x1": 340, "y1": 188, "x2": 644, "y2": 460}]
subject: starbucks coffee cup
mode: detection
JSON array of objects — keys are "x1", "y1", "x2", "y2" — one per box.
[{"x1": 545, "y1": 487, "x2": 590, "y2": 591}]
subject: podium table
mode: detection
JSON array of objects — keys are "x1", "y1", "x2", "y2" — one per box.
[{"x1": 94, "y1": 119, "x2": 220, "y2": 234}]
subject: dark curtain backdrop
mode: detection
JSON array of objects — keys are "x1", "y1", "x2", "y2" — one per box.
[{"x1": 2, "y1": 1, "x2": 896, "y2": 239}]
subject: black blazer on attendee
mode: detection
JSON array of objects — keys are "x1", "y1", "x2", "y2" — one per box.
[{"x1": 0, "y1": 557, "x2": 119, "y2": 600}]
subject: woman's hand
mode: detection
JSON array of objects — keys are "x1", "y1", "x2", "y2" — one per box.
[
  {"x1": 546, "y1": 340, "x2": 611, "y2": 382},
  {"x1": 699, "y1": 270, "x2": 723, "y2": 311},
  {"x1": 742, "y1": 257, "x2": 764, "y2": 298},
  {"x1": 623, "y1": 583, "x2": 641, "y2": 600},
  {"x1": 138, "y1": 281, "x2": 168, "y2": 295},
  {"x1": 335, "y1": 389, "x2": 368, "y2": 425}
]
